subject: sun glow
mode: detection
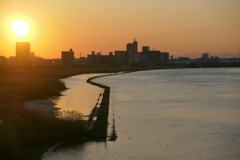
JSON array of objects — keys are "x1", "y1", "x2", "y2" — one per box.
[{"x1": 11, "y1": 20, "x2": 29, "y2": 37}]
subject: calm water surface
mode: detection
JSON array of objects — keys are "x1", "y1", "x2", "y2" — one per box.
[
  {"x1": 52, "y1": 73, "x2": 105, "y2": 118},
  {"x1": 42, "y1": 68, "x2": 240, "y2": 160}
]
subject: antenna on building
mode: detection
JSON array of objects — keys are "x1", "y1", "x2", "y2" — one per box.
[
  {"x1": 80, "y1": 52, "x2": 81, "y2": 58},
  {"x1": 134, "y1": 38, "x2": 136, "y2": 42}
]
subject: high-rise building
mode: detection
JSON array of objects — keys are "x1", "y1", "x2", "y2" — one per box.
[
  {"x1": 61, "y1": 49, "x2": 74, "y2": 65},
  {"x1": 126, "y1": 39, "x2": 138, "y2": 64},
  {"x1": 16, "y1": 42, "x2": 30, "y2": 65},
  {"x1": 126, "y1": 38, "x2": 138, "y2": 54}
]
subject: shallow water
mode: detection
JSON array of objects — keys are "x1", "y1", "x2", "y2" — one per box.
[
  {"x1": 52, "y1": 73, "x2": 106, "y2": 118},
  {"x1": 42, "y1": 68, "x2": 240, "y2": 160}
]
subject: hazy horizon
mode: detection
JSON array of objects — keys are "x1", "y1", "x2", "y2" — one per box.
[{"x1": 1, "y1": 0, "x2": 240, "y2": 59}]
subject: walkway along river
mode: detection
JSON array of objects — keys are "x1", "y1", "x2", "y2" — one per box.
[
  {"x1": 86, "y1": 75, "x2": 110, "y2": 140},
  {"x1": 41, "y1": 74, "x2": 115, "y2": 160}
]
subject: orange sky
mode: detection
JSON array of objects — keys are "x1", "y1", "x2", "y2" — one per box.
[{"x1": 1, "y1": 0, "x2": 240, "y2": 59}]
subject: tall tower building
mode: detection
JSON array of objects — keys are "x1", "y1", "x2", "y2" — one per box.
[
  {"x1": 16, "y1": 42, "x2": 30, "y2": 65},
  {"x1": 126, "y1": 38, "x2": 138, "y2": 54},
  {"x1": 126, "y1": 39, "x2": 138, "y2": 64}
]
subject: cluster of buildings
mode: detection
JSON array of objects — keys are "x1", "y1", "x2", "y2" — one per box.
[
  {"x1": 62, "y1": 39, "x2": 170, "y2": 66},
  {"x1": 169, "y1": 52, "x2": 240, "y2": 65},
  {"x1": 1, "y1": 39, "x2": 239, "y2": 66},
  {"x1": 0, "y1": 42, "x2": 45, "y2": 65}
]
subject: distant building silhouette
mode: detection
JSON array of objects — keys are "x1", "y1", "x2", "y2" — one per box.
[
  {"x1": 87, "y1": 51, "x2": 115, "y2": 66},
  {"x1": 0, "y1": 56, "x2": 7, "y2": 65},
  {"x1": 61, "y1": 49, "x2": 74, "y2": 65},
  {"x1": 142, "y1": 46, "x2": 150, "y2": 52},
  {"x1": 160, "y1": 52, "x2": 170, "y2": 61},
  {"x1": 30, "y1": 52, "x2": 35, "y2": 59},
  {"x1": 115, "y1": 51, "x2": 128, "y2": 65},
  {"x1": 178, "y1": 57, "x2": 190, "y2": 60},
  {"x1": 16, "y1": 42, "x2": 30, "y2": 65},
  {"x1": 127, "y1": 39, "x2": 138, "y2": 53},
  {"x1": 87, "y1": 51, "x2": 97, "y2": 65},
  {"x1": 202, "y1": 53, "x2": 209, "y2": 59},
  {"x1": 86, "y1": 39, "x2": 170, "y2": 67},
  {"x1": 139, "y1": 45, "x2": 169, "y2": 64},
  {"x1": 126, "y1": 39, "x2": 138, "y2": 65}
]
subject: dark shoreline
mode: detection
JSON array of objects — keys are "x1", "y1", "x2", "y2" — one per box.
[
  {"x1": 86, "y1": 74, "x2": 115, "y2": 140},
  {"x1": 30, "y1": 74, "x2": 116, "y2": 160},
  {"x1": 88, "y1": 85, "x2": 110, "y2": 139}
]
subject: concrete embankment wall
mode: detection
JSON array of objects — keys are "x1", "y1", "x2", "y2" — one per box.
[{"x1": 86, "y1": 75, "x2": 110, "y2": 140}]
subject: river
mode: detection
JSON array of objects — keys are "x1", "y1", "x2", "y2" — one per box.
[
  {"x1": 42, "y1": 68, "x2": 240, "y2": 160},
  {"x1": 50, "y1": 73, "x2": 106, "y2": 119}
]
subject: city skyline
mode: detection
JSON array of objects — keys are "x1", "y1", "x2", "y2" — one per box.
[{"x1": 1, "y1": 0, "x2": 240, "y2": 59}]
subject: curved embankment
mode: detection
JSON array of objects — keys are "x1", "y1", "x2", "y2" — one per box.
[{"x1": 86, "y1": 74, "x2": 111, "y2": 140}]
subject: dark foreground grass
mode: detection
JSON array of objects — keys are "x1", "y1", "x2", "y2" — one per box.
[{"x1": 0, "y1": 65, "x2": 125, "y2": 160}]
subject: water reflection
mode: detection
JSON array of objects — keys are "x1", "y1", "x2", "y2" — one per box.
[
  {"x1": 108, "y1": 104, "x2": 117, "y2": 141},
  {"x1": 42, "y1": 141, "x2": 107, "y2": 160},
  {"x1": 42, "y1": 69, "x2": 240, "y2": 160},
  {"x1": 87, "y1": 93, "x2": 102, "y2": 129},
  {"x1": 53, "y1": 74, "x2": 106, "y2": 116}
]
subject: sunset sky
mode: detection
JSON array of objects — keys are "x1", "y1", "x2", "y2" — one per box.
[{"x1": 1, "y1": 0, "x2": 240, "y2": 59}]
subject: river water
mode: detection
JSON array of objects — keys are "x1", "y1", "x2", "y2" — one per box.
[
  {"x1": 42, "y1": 68, "x2": 240, "y2": 160},
  {"x1": 50, "y1": 73, "x2": 106, "y2": 119}
]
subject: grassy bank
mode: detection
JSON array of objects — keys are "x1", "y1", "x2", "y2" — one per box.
[{"x1": 0, "y1": 65, "x2": 126, "y2": 160}]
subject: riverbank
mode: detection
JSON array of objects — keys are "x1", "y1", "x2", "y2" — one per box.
[
  {"x1": 40, "y1": 73, "x2": 115, "y2": 160},
  {"x1": 2, "y1": 65, "x2": 238, "y2": 159},
  {"x1": 86, "y1": 74, "x2": 112, "y2": 140},
  {"x1": 0, "y1": 65, "x2": 131, "y2": 160},
  {"x1": 41, "y1": 68, "x2": 240, "y2": 160}
]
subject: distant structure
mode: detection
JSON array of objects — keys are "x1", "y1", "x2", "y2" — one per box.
[
  {"x1": 202, "y1": 53, "x2": 209, "y2": 59},
  {"x1": 178, "y1": 57, "x2": 190, "y2": 60},
  {"x1": 142, "y1": 46, "x2": 150, "y2": 52},
  {"x1": 30, "y1": 52, "x2": 35, "y2": 59},
  {"x1": 115, "y1": 51, "x2": 128, "y2": 65},
  {"x1": 126, "y1": 39, "x2": 138, "y2": 65},
  {"x1": 61, "y1": 49, "x2": 74, "y2": 65},
  {"x1": 85, "y1": 39, "x2": 170, "y2": 67},
  {"x1": 87, "y1": 51, "x2": 115, "y2": 66},
  {"x1": 138, "y1": 45, "x2": 169, "y2": 64},
  {"x1": 0, "y1": 56, "x2": 7, "y2": 65},
  {"x1": 16, "y1": 42, "x2": 30, "y2": 65},
  {"x1": 87, "y1": 51, "x2": 96, "y2": 65},
  {"x1": 127, "y1": 39, "x2": 138, "y2": 53}
]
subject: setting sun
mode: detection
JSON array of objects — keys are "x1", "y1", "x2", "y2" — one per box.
[{"x1": 11, "y1": 20, "x2": 29, "y2": 37}]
